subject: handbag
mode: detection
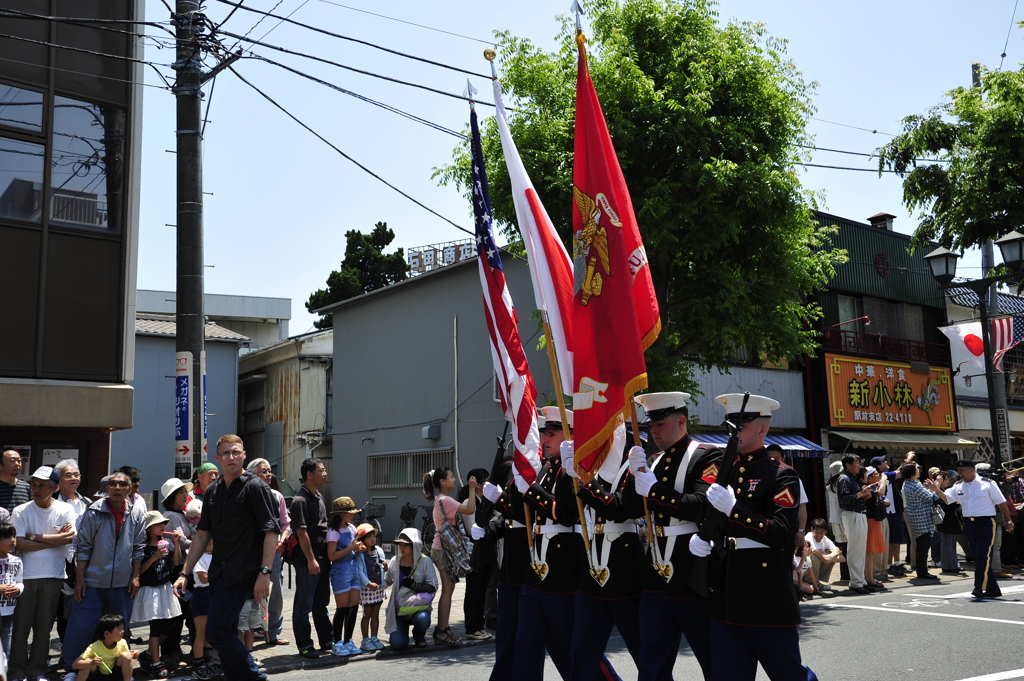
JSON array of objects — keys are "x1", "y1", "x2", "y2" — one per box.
[
  {"x1": 931, "y1": 498, "x2": 945, "y2": 526},
  {"x1": 436, "y1": 496, "x2": 473, "y2": 579},
  {"x1": 396, "y1": 557, "x2": 436, "y2": 615}
]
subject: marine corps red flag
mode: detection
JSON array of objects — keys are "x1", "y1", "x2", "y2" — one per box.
[{"x1": 571, "y1": 32, "x2": 661, "y2": 473}]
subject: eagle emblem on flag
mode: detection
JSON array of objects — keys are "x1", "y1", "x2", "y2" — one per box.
[{"x1": 572, "y1": 186, "x2": 618, "y2": 305}]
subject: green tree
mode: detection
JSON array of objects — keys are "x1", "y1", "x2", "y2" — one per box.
[
  {"x1": 435, "y1": 0, "x2": 844, "y2": 392},
  {"x1": 306, "y1": 222, "x2": 410, "y2": 329},
  {"x1": 878, "y1": 63, "x2": 1024, "y2": 252}
]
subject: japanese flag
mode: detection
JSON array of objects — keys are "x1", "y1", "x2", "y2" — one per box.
[{"x1": 939, "y1": 322, "x2": 985, "y2": 372}]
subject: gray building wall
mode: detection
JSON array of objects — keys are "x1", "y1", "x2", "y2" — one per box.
[
  {"x1": 111, "y1": 336, "x2": 241, "y2": 497},
  {"x1": 686, "y1": 364, "x2": 807, "y2": 431},
  {"x1": 329, "y1": 258, "x2": 556, "y2": 542}
]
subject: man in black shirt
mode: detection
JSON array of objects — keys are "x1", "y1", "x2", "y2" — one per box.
[
  {"x1": 174, "y1": 435, "x2": 278, "y2": 681},
  {"x1": 836, "y1": 454, "x2": 872, "y2": 594},
  {"x1": 290, "y1": 457, "x2": 332, "y2": 659},
  {"x1": 0, "y1": 449, "x2": 31, "y2": 512}
]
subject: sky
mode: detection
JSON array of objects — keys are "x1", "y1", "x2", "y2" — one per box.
[{"x1": 136, "y1": 0, "x2": 1020, "y2": 334}]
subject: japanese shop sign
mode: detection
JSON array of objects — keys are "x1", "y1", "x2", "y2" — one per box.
[{"x1": 825, "y1": 353, "x2": 955, "y2": 431}]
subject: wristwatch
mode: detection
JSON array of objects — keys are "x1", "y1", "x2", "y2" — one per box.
[
  {"x1": 259, "y1": 565, "x2": 272, "y2": 575},
  {"x1": 27, "y1": 533, "x2": 36, "y2": 541}
]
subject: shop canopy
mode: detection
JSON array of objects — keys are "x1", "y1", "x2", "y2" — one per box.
[
  {"x1": 696, "y1": 433, "x2": 827, "y2": 458},
  {"x1": 830, "y1": 431, "x2": 979, "y2": 450}
]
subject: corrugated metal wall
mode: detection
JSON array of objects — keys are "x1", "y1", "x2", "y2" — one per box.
[
  {"x1": 686, "y1": 365, "x2": 806, "y2": 430},
  {"x1": 330, "y1": 259, "x2": 556, "y2": 541}
]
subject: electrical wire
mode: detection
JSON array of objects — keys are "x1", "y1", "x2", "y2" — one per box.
[
  {"x1": 809, "y1": 116, "x2": 895, "y2": 137},
  {"x1": 799, "y1": 162, "x2": 897, "y2": 173},
  {"x1": 247, "y1": 53, "x2": 465, "y2": 138},
  {"x1": 239, "y1": 48, "x2": 498, "y2": 108},
  {"x1": 0, "y1": 31, "x2": 175, "y2": 67},
  {"x1": 800, "y1": 144, "x2": 949, "y2": 164},
  {"x1": 314, "y1": 0, "x2": 493, "y2": 45},
  {"x1": 227, "y1": 0, "x2": 286, "y2": 52},
  {"x1": 0, "y1": 55, "x2": 173, "y2": 90},
  {"x1": 228, "y1": 65, "x2": 478, "y2": 240},
  {"x1": 211, "y1": 0, "x2": 490, "y2": 79},
  {"x1": 1002, "y1": 0, "x2": 1021, "y2": 69},
  {"x1": 252, "y1": 0, "x2": 309, "y2": 45}
]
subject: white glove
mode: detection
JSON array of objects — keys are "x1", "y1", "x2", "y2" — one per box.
[
  {"x1": 633, "y1": 467, "x2": 656, "y2": 497},
  {"x1": 482, "y1": 481, "x2": 503, "y2": 503},
  {"x1": 561, "y1": 441, "x2": 579, "y2": 479},
  {"x1": 514, "y1": 474, "x2": 530, "y2": 494},
  {"x1": 470, "y1": 524, "x2": 485, "y2": 540},
  {"x1": 707, "y1": 483, "x2": 737, "y2": 515},
  {"x1": 689, "y1": 534, "x2": 714, "y2": 558},
  {"x1": 627, "y1": 446, "x2": 647, "y2": 475}
]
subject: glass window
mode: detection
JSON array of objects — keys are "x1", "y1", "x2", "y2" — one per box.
[
  {"x1": 50, "y1": 95, "x2": 123, "y2": 232},
  {"x1": 0, "y1": 84, "x2": 44, "y2": 133},
  {"x1": 0, "y1": 136, "x2": 45, "y2": 222}
]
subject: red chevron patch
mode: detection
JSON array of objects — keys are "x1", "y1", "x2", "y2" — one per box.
[
  {"x1": 701, "y1": 463, "x2": 719, "y2": 484},
  {"x1": 773, "y1": 487, "x2": 796, "y2": 508}
]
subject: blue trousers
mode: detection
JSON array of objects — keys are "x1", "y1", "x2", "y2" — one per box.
[
  {"x1": 512, "y1": 586, "x2": 619, "y2": 680},
  {"x1": 268, "y1": 554, "x2": 285, "y2": 641},
  {"x1": 710, "y1": 620, "x2": 816, "y2": 681},
  {"x1": 963, "y1": 516, "x2": 999, "y2": 594},
  {"x1": 389, "y1": 610, "x2": 430, "y2": 651},
  {"x1": 570, "y1": 593, "x2": 639, "y2": 681},
  {"x1": 206, "y1": 579, "x2": 264, "y2": 681},
  {"x1": 62, "y1": 586, "x2": 133, "y2": 669},
  {"x1": 292, "y1": 560, "x2": 332, "y2": 650},
  {"x1": 490, "y1": 582, "x2": 521, "y2": 681},
  {"x1": 638, "y1": 592, "x2": 712, "y2": 681}
]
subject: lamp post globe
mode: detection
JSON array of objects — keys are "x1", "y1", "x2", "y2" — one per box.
[
  {"x1": 995, "y1": 230, "x2": 1024, "y2": 273},
  {"x1": 924, "y1": 246, "x2": 960, "y2": 286}
]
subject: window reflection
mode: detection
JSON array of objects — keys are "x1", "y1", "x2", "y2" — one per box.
[
  {"x1": 51, "y1": 96, "x2": 123, "y2": 232},
  {"x1": 0, "y1": 136, "x2": 45, "y2": 222},
  {"x1": 0, "y1": 84, "x2": 43, "y2": 133}
]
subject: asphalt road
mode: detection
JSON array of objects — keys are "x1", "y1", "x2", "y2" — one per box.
[{"x1": 258, "y1": 579, "x2": 1024, "y2": 681}]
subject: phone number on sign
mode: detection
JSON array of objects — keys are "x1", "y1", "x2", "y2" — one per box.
[{"x1": 851, "y1": 410, "x2": 913, "y2": 424}]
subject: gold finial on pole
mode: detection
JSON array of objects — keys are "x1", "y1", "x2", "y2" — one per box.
[{"x1": 484, "y1": 47, "x2": 497, "y2": 61}]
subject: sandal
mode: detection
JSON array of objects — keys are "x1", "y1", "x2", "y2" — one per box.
[{"x1": 433, "y1": 626, "x2": 462, "y2": 647}]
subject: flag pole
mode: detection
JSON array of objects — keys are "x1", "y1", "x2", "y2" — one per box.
[
  {"x1": 473, "y1": 62, "x2": 535, "y2": 550},
  {"x1": 541, "y1": 319, "x2": 593, "y2": 555},
  {"x1": 628, "y1": 400, "x2": 656, "y2": 546}
]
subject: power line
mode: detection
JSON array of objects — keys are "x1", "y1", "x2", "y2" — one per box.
[
  {"x1": 247, "y1": 53, "x2": 465, "y2": 138},
  {"x1": 314, "y1": 0, "x2": 493, "y2": 45},
  {"x1": 0, "y1": 31, "x2": 175, "y2": 67},
  {"x1": 238, "y1": 46, "x2": 498, "y2": 108},
  {"x1": 211, "y1": 0, "x2": 490, "y2": 79},
  {"x1": 0, "y1": 55, "x2": 173, "y2": 90},
  {"x1": 253, "y1": 0, "x2": 309, "y2": 45},
  {"x1": 1001, "y1": 0, "x2": 1021, "y2": 69},
  {"x1": 809, "y1": 116, "x2": 895, "y2": 137},
  {"x1": 800, "y1": 143, "x2": 950, "y2": 164},
  {"x1": 799, "y1": 162, "x2": 897, "y2": 173},
  {"x1": 228, "y1": 65, "x2": 478, "y2": 240}
]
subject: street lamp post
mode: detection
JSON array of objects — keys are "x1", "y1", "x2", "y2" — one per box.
[{"x1": 925, "y1": 231, "x2": 1024, "y2": 464}]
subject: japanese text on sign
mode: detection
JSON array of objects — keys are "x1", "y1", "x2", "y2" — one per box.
[{"x1": 825, "y1": 353, "x2": 955, "y2": 431}]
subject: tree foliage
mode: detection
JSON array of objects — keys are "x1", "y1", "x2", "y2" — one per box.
[
  {"x1": 306, "y1": 222, "x2": 409, "y2": 329},
  {"x1": 435, "y1": 0, "x2": 844, "y2": 392},
  {"x1": 878, "y1": 63, "x2": 1024, "y2": 253}
]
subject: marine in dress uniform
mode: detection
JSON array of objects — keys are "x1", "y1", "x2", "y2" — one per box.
[
  {"x1": 689, "y1": 394, "x2": 816, "y2": 681},
  {"x1": 930, "y1": 459, "x2": 1015, "y2": 599},
  {"x1": 561, "y1": 425, "x2": 644, "y2": 680},
  {"x1": 627, "y1": 392, "x2": 722, "y2": 681},
  {"x1": 511, "y1": 407, "x2": 618, "y2": 681}
]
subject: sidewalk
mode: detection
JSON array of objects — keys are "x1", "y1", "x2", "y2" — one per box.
[{"x1": 43, "y1": 565, "x2": 493, "y2": 679}]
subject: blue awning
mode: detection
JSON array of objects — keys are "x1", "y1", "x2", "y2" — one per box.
[{"x1": 695, "y1": 433, "x2": 828, "y2": 458}]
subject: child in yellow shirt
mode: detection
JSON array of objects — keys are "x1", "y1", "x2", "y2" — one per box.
[{"x1": 72, "y1": 613, "x2": 139, "y2": 681}]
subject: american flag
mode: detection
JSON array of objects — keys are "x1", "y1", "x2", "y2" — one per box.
[
  {"x1": 469, "y1": 106, "x2": 542, "y2": 484},
  {"x1": 991, "y1": 316, "x2": 1024, "y2": 371}
]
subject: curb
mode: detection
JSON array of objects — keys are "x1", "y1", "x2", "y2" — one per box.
[{"x1": 259, "y1": 637, "x2": 495, "y2": 673}]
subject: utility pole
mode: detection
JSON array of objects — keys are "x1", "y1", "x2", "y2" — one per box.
[
  {"x1": 170, "y1": 4, "x2": 239, "y2": 480},
  {"x1": 974, "y1": 62, "x2": 1012, "y2": 464}
]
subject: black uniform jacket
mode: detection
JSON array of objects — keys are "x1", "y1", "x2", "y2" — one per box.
[
  {"x1": 522, "y1": 455, "x2": 582, "y2": 594},
  {"x1": 711, "y1": 446, "x2": 801, "y2": 627},
  {"x1": 634, "y1": 434, "x2": 723, "y2": 599},
  {"x1": 575, "y1": 465, "x2": 645, "y2": 600},
  {"x1": 492, "y1": 474, "x2": 530, "y2": 587}
]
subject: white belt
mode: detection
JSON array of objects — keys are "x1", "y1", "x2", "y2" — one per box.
[
  {"x1": 730, "y1": 537, "x2": 769, "y2": 550},
  {"x1": 653, "y1": 522, "x2": 698, "y2": 537},
  {"x1": 534, "y1": 523, "x2": 574, "y2": 535},
  {"x1": 573, "y1": 522, "x2": 638, "y2": 535},
  {"x1": 505, "y1": 519, "x2": 525, "y2": 529}
]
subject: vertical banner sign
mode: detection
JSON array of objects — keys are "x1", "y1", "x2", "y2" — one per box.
[
  {"x1": 201, "y1": 351, "x2": 208, "y2": 464},
  {"x1": 997, "y1": 408, "x2": 1012, "y2": 462},
  {"x1": 174, "y1": 351, "x2": 193, "y2": 481}
]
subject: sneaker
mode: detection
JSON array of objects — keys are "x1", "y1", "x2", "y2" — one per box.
[
  {"x1": 360, "y1": 639, "x2": 376, "y2": 652},
  {"x1": 161, "y1": 650, "x2": 183, "y2": 669},
  {"x1": 331, "y1": 641, "x2": 351, "y2": 656},
  {"x1": 192, "y1": 663, "x2": 222, "y2": 680},
  {"x1": 818, "y1": 584, "x2": 832, "y2": 591},
  {"x1": 372, "y1": 636, "x2": 385, "y2": 650},
  {"x1": 297, "y1": 647, "x2": 320, "y2": 659},
  {"x1": 344, "y1": 641, "x2": 361, "y2": 655},
  {"x1": 147, "y1": 664, "x2": 170, "y2": 679},
  {"x1": 139, "y1": 651, "x2": 153, "y2": 667}
]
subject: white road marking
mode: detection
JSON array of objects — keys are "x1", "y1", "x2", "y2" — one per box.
[
  {"x1": 946, "y1": 583, "x2": 1024, "y2": 598},
  {"x1": 826, "y1": 602, "x2": 1024, "y2": 625},
  {"x1": 953, "y1": 668, "x2": 1024, "y2": 681},
  {"x1": 905, "y1": 593, "x2": 1024, "y2": 604}
]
